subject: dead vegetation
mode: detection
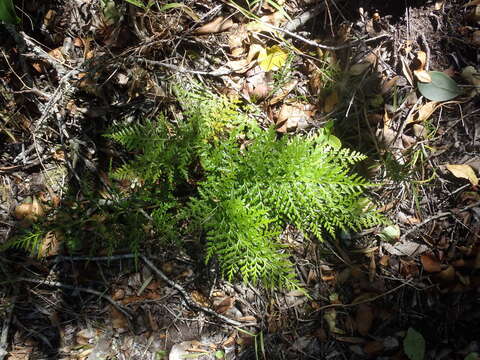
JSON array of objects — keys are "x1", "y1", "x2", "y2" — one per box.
[{"x1": 1, "y1": 0, "x2": 480, "y2": 359}]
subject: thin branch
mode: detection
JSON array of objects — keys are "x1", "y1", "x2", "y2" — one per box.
[
  {"x1": 140, "y1": 255, "x2": 252, "y2": 327},
  {"x1": 135, "y1": 58, "x2": 233, "y2": 77},
  {"x1": 0, "y1": 297, "x2": 15, "y2": 360},
  {"x1": 400, "y1": 200, "x2": 480, "y2": 241}
]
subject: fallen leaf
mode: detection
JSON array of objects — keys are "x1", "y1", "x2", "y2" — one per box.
[
  {"x1": 110, "y1": 305, "x2": 128, "y2": 330},
  {"x1": 464, "y1": 0, "x2": 480, "y2": 7},
  {"x1": 416, "y1": 101, "x2": 440, "y2": 122},
  {"x1": 403, "y1": 328, "x2": 425, "y2": 360},
  {"x1": 323, "y1": 90, "x2": 339, "y2": 113},
  {"x1": 245, "y1": 11, "x2": 285, "y2": 32},
  {"x1": 445, "y1": 164, "x2": 479, "y2": 186},
  {"x1": 414, "y1": 51, "x2": 428, "y2": 70},
  {"x1": 243, "y1": 66, "x2": 271, "y2": 100},
  {"x1": 412, "y1": 124, "x2": 427, "y2": 138},
  {"x1": 258, "y1": 45, "x2": 288, "y2": 71},
  {"x1": 381, "y1": 75, "x2": 400, "y2": 94},
  {"x1": 195, "y1": 17, "x2": 233, "y2": 34},
  {"x1": 246, "y1": 44, "x2": 266, "y2": 63},
  {"x1": 215, "y1": 296, "x2": 235, "y2": 314},
  {"x1": 417, "y1": 71, "x2": 462, "y2": 101},
  {"x1": 436, "y1": 265, "x2": 456, "y2": 283},
  {"x1": 414, "y1": 69, "x2": 432, "y2": 83},
  {"x1": 383, "y1": 242, "x2": 429, "y2": 256},
  {"x1": 378, "y1": 225, "x2": 400, "y2": 242},
  {"x1": 364, "y1": 340, "x2": 384, "y2": 356},
  {"x1": 355, "y1": 304, "x2": 374, "y2": 336},
  {"x1": 276, "y1": 102, "x2": 314, "y2": 132},
  {"x1": 48, "y1": 47, "x2": 65, "y2": 62},
  {"x1": 420, "y1": 254, "x2": 442, "y2": 272},
  {"x1": 268, "y1": 79, "x2": 297, "y2": 105}
]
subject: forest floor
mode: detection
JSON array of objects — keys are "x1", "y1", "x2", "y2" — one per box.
[{"x1": 1, "y1": 0, "x2": 480, "y2": 359}]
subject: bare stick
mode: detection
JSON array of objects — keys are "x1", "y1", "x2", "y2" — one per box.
[
  {"x1": 135, "y1": 59, "x2": 233, "y2": 77},
  {"x1": 140, "y1": 255, "x2": 250, "y2": 327},
  {"x1": 400, "y1": 200, "x2": 480, "y2": 241}
]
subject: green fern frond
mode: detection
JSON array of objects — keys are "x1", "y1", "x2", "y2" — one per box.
[{"x1": 102, "y1": 86, "x2": 385, "y2": 288}]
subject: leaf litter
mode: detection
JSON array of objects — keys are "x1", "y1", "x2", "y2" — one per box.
[{"x1": 1, "y1": 0, "x2": 480, "y2": 359}]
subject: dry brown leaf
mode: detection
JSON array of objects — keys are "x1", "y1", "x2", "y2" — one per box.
[
  {"x1": 73, "y1": 37, "x2": 83, "y2": 47},
  {"x1": 355, "y1": 304, "x2": 374, "y2": 336},
  {"x1": 246, "y1": 11, "x2": 285, "y2": 32},
  {"x1": 246, "y1": 43, "x2": 266, "y2": 63},
  {"x1": 420, "y1": 254, "x2": 442, "y2": 272},
  {"x1": 363, "y1": 341, "x2": 384, "y2": 356},
  {"x1": 415, "y1": 51, "x2": 428, "y2": 70},
  {"x1": 435, "y1": 265, "x2": 456, "y2": 283},
  {"x1": 191, "y1": 290, "x2": 211, "y2": 308},
  {"x1": 243, "y1": 66, "x2": 271, "y2": 100},
  {"x1": 309, "y1": 69, "x2": 323, "y2": 95},
  {"x1": 445, "y1": 164, "x2": 479, "y2": 186},
  {"x1": 215, "y1": 296, "x2": 235, "y2": 314},
  {"x1": 228, "y1": 25, "x2": 248, "y2": 57},
  {"x1": 323, "y1": 90, "x2": 339, "y2": 113},
  {"x1": 381, "y1": 75, "x2": 399, "y2": 94},
  {"x1": 31, "y1": 62, "x2": 44, "y2": 73},
  {"x1": 276, "y1": 102, "x2": 314, "y2": 133},
  {"x1": 195, "y1": 17, "x2": 234, "y2": 34},
  {"x1": 110, "y1": 305, "x2": 129, "y2": 329},
  {"x1": 379, "y1": 255, "x2": 390, "y2": 267},
  {"x1": 48, "y1": 47, "x2": 65, "y2": 62},
  {"x1": 414, "y1": 69, "x2": 432, "y2": 83},
  {"x1": 464, "y1": 0, "x2": 480, "y2": 7},
  {"x1": 268, "y1": 79, "x2": 297, "y2": 105},
  {"x1": 226, "y1": 59, "x2": 251, "y2": 73},
  {"x1": 417, "y1": 101, "x2": 439, "y2": 122}
]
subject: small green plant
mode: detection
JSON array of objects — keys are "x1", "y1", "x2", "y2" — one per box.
[
  {"x1": 105, "y1": 85, "x2": 383, "y2": 287},
  {"x1": 8, "y1": 84, "x2": 383, "y2": 288}
]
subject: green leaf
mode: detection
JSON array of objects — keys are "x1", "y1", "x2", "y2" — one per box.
[
  {"x1": 124, "y1": 0, "x2": 147, "y2": 9},
  {"x1": 0, "y1": 0, "x2": 19, "y2": 24},
  {"x1": 215, "y1": 350, "x2": 225, "y2": 359},
  {"x1": 465, "y1": 353, "x2": 479, "y2": 360},
  {"x1": 417, "y1": 71, "x2": 462, "y2": 101},
  {"x1": 403, "y1": 327, "x2": 425, "y2": 360}
]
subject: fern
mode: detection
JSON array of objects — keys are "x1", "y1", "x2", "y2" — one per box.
[{"x1": 102, "y1": 86, "x2": 386, "y2": 288}]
